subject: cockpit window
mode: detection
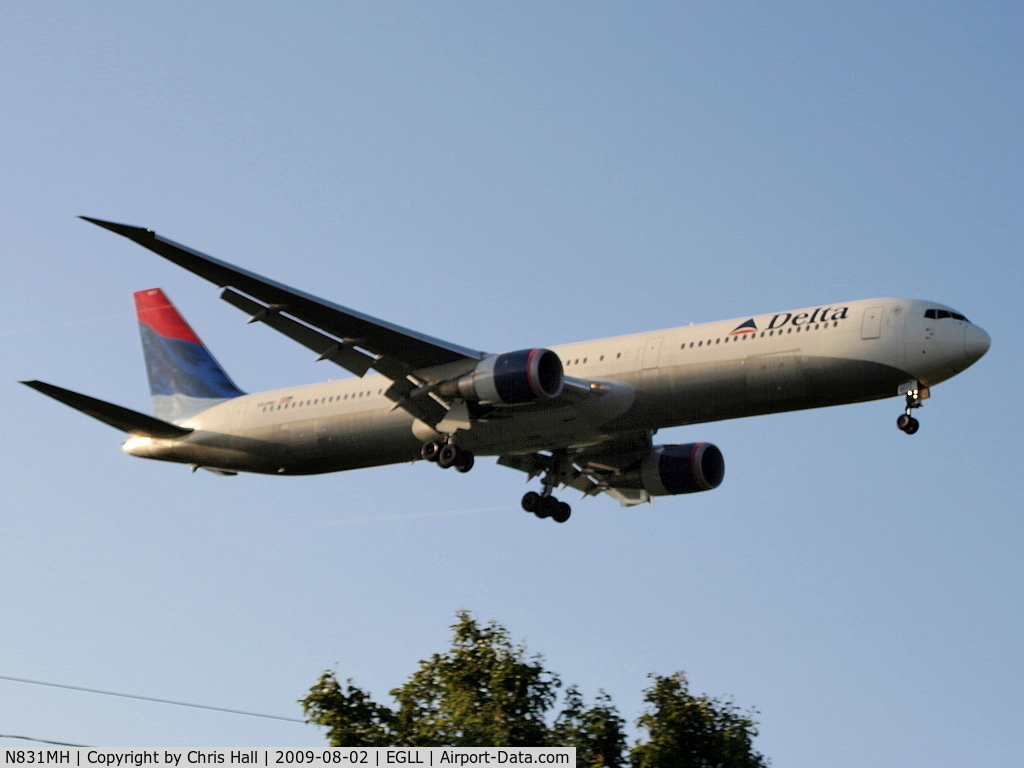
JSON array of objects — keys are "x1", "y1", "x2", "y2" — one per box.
[{"x1": 924, "y1": 309, "x2": 969, "y2": 322}]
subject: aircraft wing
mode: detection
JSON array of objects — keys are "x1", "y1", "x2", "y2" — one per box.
[
  {"x1": 498, "y1": 431, "x2": 656, "y2": 508},
  {"x1": 80, "y1": 218, "x2": 614, "y2": 428},
  {"x1": 80, "y1": 218, "x2": 484, "y2": 376}
]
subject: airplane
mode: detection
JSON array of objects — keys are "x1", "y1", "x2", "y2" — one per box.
[{"x1": 22, "y1": 217, "x2": 991, "y2": 523}]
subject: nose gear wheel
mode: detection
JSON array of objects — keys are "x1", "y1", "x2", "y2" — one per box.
[{"x1": 897, "y1": 385, "x2": 925, "y2": 434}]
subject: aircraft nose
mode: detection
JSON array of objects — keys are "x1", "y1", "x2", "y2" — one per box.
[{"x1": 964, "y1": 324, "x2": 991, "y2": 366}]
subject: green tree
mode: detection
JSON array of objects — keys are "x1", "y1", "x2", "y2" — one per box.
[
  {"x1": 552, "y1": 686, "x2": 628, "y2": 767},
  {"x1": 301, "y1": 613, "x2": 769, "y2": 768},
  {"x1": 300, "y1": 673, "x2": 394, "y2": 747},
  {"x1": 389, "y1": 610, "x2": 560, "y2": 746},
  {"x1": 301, "y1": 611, "x2": 560, "y2": 747},
  {"x1": 630, "y1": 672, "x2": 769, "y2": 768}
]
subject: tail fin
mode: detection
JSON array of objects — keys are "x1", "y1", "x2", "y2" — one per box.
[{"x1": 134, "y1": 288, "x2": 245, "y2": 421}]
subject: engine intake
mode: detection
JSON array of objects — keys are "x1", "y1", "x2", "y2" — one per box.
[
  {"x1": 640, "y1": 443, "x2": 725, "y2": 496},
  {"x1": 440, "y1": 348, "x2": 564, "y2": 405}
]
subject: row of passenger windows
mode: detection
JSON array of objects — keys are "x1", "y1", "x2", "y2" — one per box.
[
  {"x1": 562, "y1": 319, "x2": 843, "y2": 366},
  {"x1": 924, "y1": 309, "x2": 969, "y2": 321},
  {"x1": 680, "y1": 320, "x2": 841, "y2": 349},
  {"x1": 258, "y1": 388, "x2": 385, "y2": 413},
  {"x1": 262, "y1": 317, "x2": 847, "y2": 391}
]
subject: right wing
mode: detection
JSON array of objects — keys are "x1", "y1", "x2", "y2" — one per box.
[{"x1": 498, "y1": 431, "x2": 656, "y2": 507}]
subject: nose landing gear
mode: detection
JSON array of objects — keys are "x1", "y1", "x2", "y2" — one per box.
[
  {"x1": 896, "y1": 383, "x2": 929, "y2": 434},
  {"x1": 896, "y1": 412, "x2": 919, "y2": 434}
]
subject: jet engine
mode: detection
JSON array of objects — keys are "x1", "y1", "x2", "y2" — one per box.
[
  {"x1": 636, "y1": 442, "x2": 725, "y2": 496},
  {"x1": 438, "y1": 348, "x2": 564, "y2": 405}
]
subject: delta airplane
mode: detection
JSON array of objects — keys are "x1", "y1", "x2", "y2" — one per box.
[{"x1": 23, "y1": 218, "x2": 991, "y2": 522}]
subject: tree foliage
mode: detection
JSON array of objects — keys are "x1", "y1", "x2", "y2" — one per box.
[
  {"x1": 552, "y1": 686, "x2": 629, "y2": 767},
  {"x1": 631, "y1": 673, "x2": 769, "y2": 768},
  {"x1": 388, "y1": 610, "x2": 560, "y2": 746},
  {"x1": 300, "y1": 612, "x2": 768, "y2": 767},
  {"x1": 300, "y1": 673, "x2": 395, "y2": 747}
]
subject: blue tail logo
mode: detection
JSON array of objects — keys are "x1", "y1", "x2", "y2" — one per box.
[{"x1": 134, "y1": 288, "x2": 245, "y2": 421}]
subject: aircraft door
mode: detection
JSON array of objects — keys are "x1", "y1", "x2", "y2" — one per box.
[
  {"x1": 643, "y1": 338, "x2": 663, "y2": 370},
  {"x1": 861, "y1": 306, "x2": 883, "y2": 339},
  {"x1": 229, "y1": 400, "x2": 249, "y2": 432}
]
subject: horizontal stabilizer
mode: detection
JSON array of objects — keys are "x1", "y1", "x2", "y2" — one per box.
[{"x1": 20, "y1": 380, "x2": 193, "y2": 439}]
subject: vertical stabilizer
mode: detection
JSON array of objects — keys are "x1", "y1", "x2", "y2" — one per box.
[{"x1": 134, "y1": 288, "x2": 245, "y2": 421}]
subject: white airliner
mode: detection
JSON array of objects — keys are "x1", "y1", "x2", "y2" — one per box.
[{"x1": 23, "y1": 218, "x2": 991, "y2": 522}]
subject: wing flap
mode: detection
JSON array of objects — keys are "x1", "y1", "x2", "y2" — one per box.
[
  {"x1": 221, "y1": 287, "x2": 448, "y2": 424},
  {"x1": 498, "y1": 431, "x2": 656, "y2": 507},
  {"x1": 220, "y1": 288, "x2": 377, "y2": 377},
  {"x1": 21, "y1": 380, "x2": 193, "y2": 439}
]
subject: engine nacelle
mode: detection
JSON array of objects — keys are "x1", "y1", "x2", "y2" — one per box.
[
  {"x1": 439, "y1": 348, "x2": 564, "y2": 405},
  {"x1": 639, "y1": 443, "x2": 725, "y2": 496}
]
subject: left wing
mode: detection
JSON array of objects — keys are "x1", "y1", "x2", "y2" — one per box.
[
  {"x1": 81, "y1": 218, "x2": 482, "y2": 369},
  {"x1": 81, "y1": 217, "x2": 485, "y2": 424}
]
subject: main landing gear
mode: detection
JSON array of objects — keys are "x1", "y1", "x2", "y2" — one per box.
[
  {"x1": 521, "y1": 491, "x2": 571, "y2": 524},
  {"x1": 518, "y1": 450, "x2": 575, "y2": 524},
  {"x1": 421, "y1": 440, "x2": 573, "y2": 523},
  {"x1": 896, "y1": 385, "x2": 927, "y2": 435},
  {"x1": 421, "y1": 439, "x2": 475, "y2": 473}
]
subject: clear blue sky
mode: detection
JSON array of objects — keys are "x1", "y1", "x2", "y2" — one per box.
[{"x1": 3, "y1": 2, "x2": 1021, "y2": 764}]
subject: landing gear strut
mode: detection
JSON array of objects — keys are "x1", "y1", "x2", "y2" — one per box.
[
  {"x1": 421, "y1": 439, "x2": 474, "y2": 473},
  {"x1": 896, "y1": 385, "x2": 926, "y2": 434},
  {"x1": 519, "y1": 450, "x2": 574, "y2": 523}
]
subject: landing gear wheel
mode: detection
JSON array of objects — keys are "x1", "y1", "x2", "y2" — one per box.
[
  {"x1": 454, "y1": 450, "x2": 475, "y2": 473},
  {"x1": 521, "y1": 491, "x2": 540, "y2": 513},
  {"x1": 536, "y1": 495, "x2": 559, "y2": 519},
  {"x1": 896, "y1": 414, "x2": 920, "y2": 434},
  {"x1": 437, "y1": 443, "x2": 460, "y2": 468},
  {"x1": 552, "y1": 501, "x2": 571, "y2": 523},
  {"x1": 421, "y1": 440, "x2": 442, "y2": 462}
]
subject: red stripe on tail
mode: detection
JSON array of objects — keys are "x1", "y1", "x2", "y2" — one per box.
[{"x1": 133, "y1": 288, "x2": 203, "y2": 344}]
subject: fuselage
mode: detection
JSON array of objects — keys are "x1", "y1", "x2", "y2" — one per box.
[{"x1": 122, "y1": 298, "x2": 990, "y2": 475}]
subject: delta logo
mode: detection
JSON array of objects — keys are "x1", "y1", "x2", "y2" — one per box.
[
  {"x1": 730, "y1": 306, "x2": 850, "y2": 336},
  {"x1": 729, "y1": 318, "x2": 758, "y2": 335}
]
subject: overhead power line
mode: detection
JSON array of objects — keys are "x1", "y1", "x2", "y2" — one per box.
[{"x1": 0, "y1": 674, "x2": 306, "y2": 724}]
